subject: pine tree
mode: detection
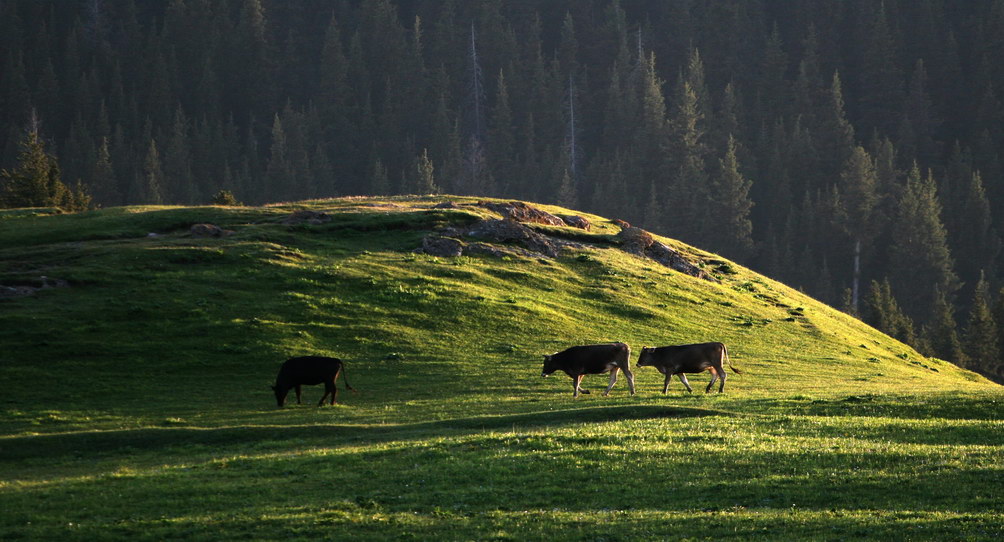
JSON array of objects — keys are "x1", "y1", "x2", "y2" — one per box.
[
  {"x1": 642, "y1": 181, "x2": 661, "y2": 232},
  {"x1": 838, "y1": 146, "x2": 880, "y2": 312},
  {"x1": 666, "y1": 78, "x2": 707, "y2": 241},
  {"x1": 311, "y1": 143, "x2": 335, "y2": 197},
  {"x1": 91, "y1": 136, "x2": 119, "y2": 205},
  {"x1": 817, "y1": 71, "x2": 856, "y2": 186},
  {"x1": 233, "y1": 0, "x2": 275, "y2": 121},
  {"x1": 953, "y1": 171, "x2": 1001, "y2": 295},
  {"x1": 888, "y1": 164, "x2": 960, "y2": 322},
  {"x1": 140, "y1": 138, "x2": 164, "y2": 204},
  {"x1": 926, "y1": 286, "x2": 967, "y2": 365},
  {"x1": 708, "y1": 135, "x2": 754, "y2": 260},
  {"x1": 488, "y1": 69, "x2": 515, "y2": 193},
  {"x1": 263, "y1": 114, "x2": 291, "y2": 202},
  {"x1": 854, "y1": 1, "x2": 903, "y2": 137},
  {"x1": 370, "y1": 157, "x2": 389, "y2": 196},
  {"x1": 164, "y1": 105, "x2": 194, "y2": 203},
  {"x1": 318, "y1": 12, "x2": 350, "y2": 183},
  {"x1": 0, "y1": 124, "x2": 78, "y2": 209},
  {"x1": 757, "y1": 23, "x2": 788, "y2": 122},
  {"x1": 992, "y1": 286, "x2": 1004, "y2": 377},
  {"x1": 864, "y1": 279, "x2": 916, "y2": 345},
  {"x1": 964, "y1": 272, "x2": 999, "y2": 372},
  {"x1": 898, "y1": 59, "x2": 939, "y2": 167},
  {"x1": 414, "y1": 148, "x2": 437, "y2": 194},
  {"x1": 460, "y1": 138, "x2": 493, "y2": 196},
  {"x1": 556, "y1": 167, "x2": 577, "y2": 209}
]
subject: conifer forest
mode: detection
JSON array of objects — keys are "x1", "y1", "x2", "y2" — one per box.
[{"x1": 2, "y1": 0, "x2": 1004, "y2": 381}]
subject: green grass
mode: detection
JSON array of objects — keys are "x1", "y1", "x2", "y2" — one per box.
[{"x1": 1, "y1": 195, "x2": 1001, "y2": 540}]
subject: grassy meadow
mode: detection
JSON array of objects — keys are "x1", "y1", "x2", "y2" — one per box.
[{"x1": 1, "y1": 196, "x2": 1001, "y2": 540}]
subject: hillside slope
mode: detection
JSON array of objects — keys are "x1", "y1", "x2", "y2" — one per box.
[
  {"x1": 0, "y1": 196, "x2": 991, "y2": 433},
  {"x1": 3, "y1": 196, "x2": 1003, "y2": 541}
]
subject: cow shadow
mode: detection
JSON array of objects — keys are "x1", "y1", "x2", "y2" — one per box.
[{"x1": 0, "y1": 404, "x2": 721, "y2": 464}]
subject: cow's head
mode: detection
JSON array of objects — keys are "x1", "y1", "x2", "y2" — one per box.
[
  {"x1": 637, "y1": 347, "x2": 654, "y2": 367},
  {"x1": 272, "y1": 385, "x2": 288, "y2": 407},
  {"x1": 542, "y1": 354, "x2": 557, "y2": 377}
]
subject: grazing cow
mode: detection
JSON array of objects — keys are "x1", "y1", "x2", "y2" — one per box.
[
  {"x1": 272, "y1": 355, "x2": 355, "y2": 407},
  {"x1": 636, "y1": 342, "x2": 741, "y2": 393},
  {"x1": 541, "y1": 342, "x2": 635, "y2": 397}
]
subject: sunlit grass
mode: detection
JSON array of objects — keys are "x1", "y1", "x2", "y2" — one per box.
[{"x1": 0, "y1": 196, "x2": 1000, "y2": 540}]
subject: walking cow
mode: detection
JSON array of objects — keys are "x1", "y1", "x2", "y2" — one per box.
[
  {"x1": 541, "y1": 342, "x2": 635, "y2": 397},
  {"x1": 636, "y1": 342, "x2": 741, "y2": 393}
]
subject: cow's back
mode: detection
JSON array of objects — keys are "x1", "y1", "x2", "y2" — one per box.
[
  {"x1": 554, "y1": 342, "x2": 629, "y2": 371},
  {"x1": 277, "y1": 355, "x2": 342, "y2": 385},
  {"x1": 651, "y1": 342, "x2": 723, "y2": 367}
]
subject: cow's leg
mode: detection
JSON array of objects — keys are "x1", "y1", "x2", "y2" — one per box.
[
  {"x1": 316, "y1": 388, "x2": 329, "y2": 407},
  {"x1": 718, "y1": 365, "x2": 727, "y2": 393},
  {"x1": 662, "y1": 373, "x2": 672, "y2": 394},
  {"x1": 623, "y1": 366, "x2": 636, "y2": 395},
  {"x1": 678, "y1": 374, "x2": 693, "y2": 393},
  {"x1": 705, "y1": 367, "x2": 718, "y2": 393},
  {"x1": 572, "y1": 374, "x2": 584, "y2": 397},
  {"x1": 295, "y1": 385, "x2": 302, "y2": 404},
  {"x1": 603, "y1": 367, "x2": 619, "y2": 396}
]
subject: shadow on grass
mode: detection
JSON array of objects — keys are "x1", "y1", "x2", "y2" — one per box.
[
  {"x1": 0, "y1": 404, "x2": 721, "y2": 463},
  {"x1": 738, "y1": 391, "x2": 1003, "y2": 421}
]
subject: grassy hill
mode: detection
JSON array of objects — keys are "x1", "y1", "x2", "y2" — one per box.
[{"x1": 1, "y1": 195, "x2": 1001, "y2": 540}]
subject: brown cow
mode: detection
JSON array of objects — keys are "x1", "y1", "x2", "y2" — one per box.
[
  {"x1": 542, "y1": 342, "x2": 635, "y2": 397},
  {"x1": 272, "y1": 355, "x2": 355, "y2": 407},
  {"x1": 636, "y1": 342, "x2": 741, "y2": 393}
]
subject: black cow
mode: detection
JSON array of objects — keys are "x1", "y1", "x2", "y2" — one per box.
[
  {"x1": 636, "y1": 342, "x2": 741, "y2": 393},
  {"x1": 542, "y1": 342, "x2": 635, "y2": 397},
  {"x1": 272, "y1": 355, "x2": 355, "y2": 407}
]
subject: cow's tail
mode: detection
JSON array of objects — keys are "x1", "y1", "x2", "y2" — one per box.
[
  {"x1": 723, "y1": 344, "x2": 743, "y2": 376},
  {"x1": 341, "y1": 362, "x2": 357, "y2": 392}
]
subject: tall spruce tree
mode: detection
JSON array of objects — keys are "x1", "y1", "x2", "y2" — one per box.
[
  {"x1": 992, "y1": 287, "x2": 1004, "y2": 377},
  {"x1": 953, "y1": 171, "x2": 1001, "y2": 295},
  {"x1": 666, "y1": 77, "x2": 707, "y2": 241},
  {"x1": 864, "y1": 278, "x2": 916, "y2": 346},
  {"x1": 817, "y1": 72, "x2": 856, "y2": 187},
  {"x1": 838, "y1": 146, "x2": 880, "y2": 312},
  {"x1": 925, "y1": 286, "x2": 967, "y2": 364},
  {"x1": 888, "y1": 164, "x2": 960, "y2": 322},
  {"x1": 0, "y1": 123, "x2": 83, "y2": 210},
  {"x1": 139, "y1": 138, "x2": 164, "y2": 204},
  {"x1": 964, "y1": 272, "x2": 999, "y2": 372},
  {"x1": 91, "y1": 136, "x2": 119, "y2": 205},
  {"x1": 414, "y1": 148, "x2": 438, "y2": 194},
  {"x1": 708, "y1": 134, "x2": 754, "y2": 260}
]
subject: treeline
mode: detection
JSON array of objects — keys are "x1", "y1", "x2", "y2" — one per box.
[{"x1": 2, "y1": 0, "x2": 1004, "y2": 380}]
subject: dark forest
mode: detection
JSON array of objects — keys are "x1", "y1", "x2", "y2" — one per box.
[{"x1": 2, "y1": 0, "x2": 1004, "y2": 380}]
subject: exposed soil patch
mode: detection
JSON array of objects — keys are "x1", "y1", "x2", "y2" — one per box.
[
  {"x1": 617, "y1": 226, "x2": 710, "y2": 280},
  {"x1": 421, "y1": 236, "x2": 464, "y2": 257},
  {"x1": 557, "y1": 214, "x2": 591, "y2": 230},
  {"x1": 466, "y1": 219, "x2": 562, "y2": 257},
  {"x1": 190, "y1": 223, "x2": 234, "y2": 237},
  {"x1": 477, "y1": 200, "x2": 592, "y2": 231},
  {"x1": 412, "y1": 202, "x2": 711, "y2": 280}
]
